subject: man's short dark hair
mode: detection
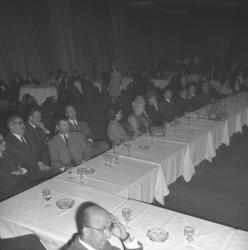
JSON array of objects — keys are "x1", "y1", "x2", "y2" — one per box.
[
  {"x1": 64, "y1": 104, "x2": 75, "y2": 112},
  {"x1": 55, "y1": 116, "x2": 69, "y2": 126},
  {"x1": 28, "y1": 108, "x2": 40, "y2": 119},
  {"x1": 76, "y1": 202, "x2": 102, "y2": 234}
]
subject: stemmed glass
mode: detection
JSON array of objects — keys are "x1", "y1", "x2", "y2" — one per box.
[
  {"x1": 111, "y1": 141, "x2": 118, "y2": 153},
  {"x1": 77, "y1": 168, "x2": 85, "y2": 184},
  {"x1": 66, "y1": 164, "x2": 73, "y2": 179},
  {"x1": 184, "y1": 226, "x2": 194, "y2": 246},
  {"x1": 42, "y1": 188, "x2": 51, "y2": 207},
  {"x1": 102, "y1": 152, "x2": 110, "y2": 166},
  {"x1": 122, "y1": 208, "x2": 132, "y2": 227},
  {"x1": 125, "y1": 143, "x2": 131, "y2": 156}
]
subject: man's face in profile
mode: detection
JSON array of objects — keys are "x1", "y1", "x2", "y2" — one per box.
[{"x1": 82, "y1": 208, "x2": 112, "y2": 249}]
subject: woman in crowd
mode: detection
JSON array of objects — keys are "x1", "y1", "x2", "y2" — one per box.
[
  {"x1": 106, "y1": 105, "x2": 130, "y2": 145},
  {"x1": 128, "y1": 95, "x2": 150, "y2": 136},
  {"x1": 109, "y1": 62, "x2": 122, "y2": 103}
]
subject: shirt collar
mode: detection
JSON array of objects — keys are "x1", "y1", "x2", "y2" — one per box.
[
  {"x1": 60, "y1": 133, "x2": 68, "y2": 138},
  {"x1": 78, "y1": 238, "x2": 98, "y2": 250},
  {"x1": 69, "y1": 119, "x2": 78, "y2": 125},
  {"x1": 28, "y1": 121, "x2": 36, "y2": 129},
  {"x1": 13, "y1": 133, "x2": 23, "y2": 142}
]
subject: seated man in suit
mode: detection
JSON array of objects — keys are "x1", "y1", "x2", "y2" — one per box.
[
  {"x1": 62, "y1": 202, "x2": 143, "y2": 250},
  {"x1": 65, "y1": 104, "x2": 108, "y2": 155},
  {"x1": 5, "y1": 115, "x2": 51, "y2": 182},
  {"x1": 198, "y1": 82, "x2": 213, "y2": 108},
  {"x1": 0, "y1": 134, "x2": 32, "y2": 201},
  {"x1": 176, "y1": 88, "x2": 190, "y2": 117},
  {"x1": 158, "y1": 88, "x2": 178, "y2": 122},
  {"x1": 187, "y1": 83, "x2": 200, "y2": 111},
  {"x1": 48, "y1": 117, "x2": 92, "y2": 174},
  {"x1": 145, "y1": 90, "x2": 164, "y2": 126},
  {"x1": 25, "y1": 108, "x2": 51, "y2": 165}
]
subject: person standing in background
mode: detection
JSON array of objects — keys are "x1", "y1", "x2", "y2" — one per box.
[{"x1": 109, "y1": 62, "x2": 122, "y2": 103}]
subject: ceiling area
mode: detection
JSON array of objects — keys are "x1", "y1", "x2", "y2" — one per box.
[{"x1": 105, "y1": 0, "x2": 248, "y2": 14}]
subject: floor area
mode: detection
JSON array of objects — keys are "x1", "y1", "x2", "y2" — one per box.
[{"x1": 163, "y1": 126, "x2": 248, "y2": 231}]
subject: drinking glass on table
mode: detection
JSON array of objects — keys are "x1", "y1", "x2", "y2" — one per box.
[
  {"x1": 42, "y1": 188, "x2": 51, "y2": 207},
  {"x1": 122, "y1": 207, "x2": 132, "y2": 226},
  {"x1": 66, "y1": 164, "x2": 73, "y2": 179},
  {"x1": 125, "y1": 142, "x2": 131, "y2": 156},
  {"x1": 102, "y1": 152, "x2": 110, "y2": 166},
  {"x1": 111, "y1": 141, "x2": 118, "y2": 153},
  {"x1": 184, "y1": 226, "x2": 194, "y2": 245},
  {"x1": 77, "y1": 167, "x2": 85, "y2": 184},
  {"x1": 108, "y1": 153, "x2": 114, "y2": 167}
]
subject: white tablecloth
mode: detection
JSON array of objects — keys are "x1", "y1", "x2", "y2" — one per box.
[
  {"x1": 19, "y1": 86, "x2": 58, "y2": 105},
  {"x1": 0, "y1": 178, "x2": 126, "y2": 250},
  {"x1": 117, "y1": 135, "x2": 195, "y2": 185},
  {"x1": 56, "y1": 155, "x2": 168, "y2": 204},
  {"x1": 113, "y1": 199, "x2": 248, "y2": 250}
]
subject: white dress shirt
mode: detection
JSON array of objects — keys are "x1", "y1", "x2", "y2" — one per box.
[{"x1": 13, "y1": 133, "x2": 27, "y2": 144}]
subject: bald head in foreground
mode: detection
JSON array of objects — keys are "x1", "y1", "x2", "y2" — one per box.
[{"x1": 62, "y1": 202, "x2": 143, "y2": 250}]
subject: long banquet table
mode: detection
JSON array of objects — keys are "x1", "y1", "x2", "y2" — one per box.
[
  {"x1": 112, "y1": 199, "x2": 248, "y2": 250},
  {"x1": 1, "y1": 190, "x2": 248, "y2": 250},
  {"x1": 0, "y1": 93, "x2": 248, "y2": 249},
  {"x1": 56, "y1": 155, "x2": 168, "y2": 204}
]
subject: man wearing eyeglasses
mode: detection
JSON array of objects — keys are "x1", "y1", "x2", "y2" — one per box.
[
  {"x1": 5, "y1": 115, "x2": 51, "y2": 182},
  {"x1": 62, "y1": 202, "x2": 142, "y2": 250}
]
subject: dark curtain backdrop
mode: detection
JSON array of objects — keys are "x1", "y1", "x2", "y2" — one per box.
[{"x1": 0, "y1": 0, "x2": 248, "y2": 84}]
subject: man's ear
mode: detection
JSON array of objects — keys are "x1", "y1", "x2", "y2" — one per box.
[{"x1": 82, "y1": 227, "x2": 90, "y2": 238}]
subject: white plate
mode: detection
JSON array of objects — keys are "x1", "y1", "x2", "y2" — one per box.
[
  {"x1": 56, "y1": 198, "x2": 75, "y2": 209},
  {"x1": 147, "y1": 228, "x2": 169, "y2": 242}
]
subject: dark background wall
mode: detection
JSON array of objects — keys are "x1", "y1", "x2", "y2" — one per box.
[{"x1": 0, "y1": 0, "x2": 248, "y2": 83}]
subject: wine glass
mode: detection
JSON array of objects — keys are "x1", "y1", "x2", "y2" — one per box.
[
  {"x1": 42, "y1": 188, "x2": 51, "y2": 207},
  {"x1": 122, "y1": 208, "x2": 132, "y2": 226},
  {"x1": 66, "y1": 164, "x2": 73, "y2": 179},
  {"x1": 125, "y1": 143, "x2": 131, "y2": 156},
  {"x1": 102, "y1": 152, "x2": 110, "y2": 166},
  {"x1": 111, "y1": 141, "x2": 118, "y2": 153},
  {"x1": 77, "y1": 168, "x2": 85, "y2": 184},
  {"x1": 108, "y1": 153, "x2": 114, "y2": 167},
  {"x1": 184, "y1": 226, "x2": 194, "y2": 245}
]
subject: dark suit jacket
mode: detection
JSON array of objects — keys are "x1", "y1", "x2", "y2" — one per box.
[
  {"x1": 25, "y1": 122, "x2": 50, "y2": 164},
  {"x1": 5, "y1": 133, "x2": 50, "y2": 182},
  {"x1": 176, "y1": 97, "x2": 190, "y2": 117},
  {"x1": 158, "y1": 99, "x2": 178, "y2": 122},
  {"x1": 68, "y1": 120, "x2": 94, "y2": 141},
  {"x1": 188, "y1": 95, "x2": 200, "y2": 111},
  {"x1": 48, "y1": 132, "x2": 92, "y2": 172},
  {"x1": 62, "y1": 235, "x2": 142, "y2": 250},
  {"x1": 0, "y1": 234, "x2": 46, "y2": 250},
  {"x1": 0, "y1": 152, "x2": 32, "y2": 200},
  {"x1": 145, "y1": 104, "x2": 164, "y2": 126},
  {"x1": 198, "y1": 91, "x2": 212, "y2": 108}
]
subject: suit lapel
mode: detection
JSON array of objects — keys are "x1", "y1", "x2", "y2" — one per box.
[{"x1": 9, "y1": 134, "x2": 30, "y2": 152}]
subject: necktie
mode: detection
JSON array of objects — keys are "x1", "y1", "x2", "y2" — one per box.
[
  {"x1": 73, "y1": 120, "x2": 80, "y2": 131},
  {"x1": 64, "y1": 135, "x2": 69, "y2": 146},
  {"x1": 21, "y1": 136, "x2": 26, "y2": 145},
  {"x1": 63, "y1": 134, "x2": 76, "y2": 166}
]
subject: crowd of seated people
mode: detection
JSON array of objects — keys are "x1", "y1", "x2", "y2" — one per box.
[{"x1": 1, "y1": 56, "x2": 248, "y2": 202}]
